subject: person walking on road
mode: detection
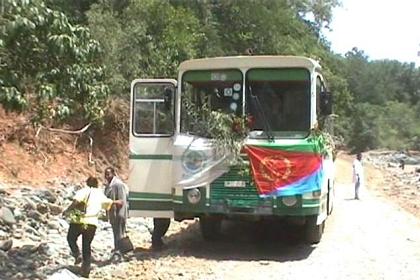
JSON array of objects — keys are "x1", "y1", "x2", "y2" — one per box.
[
  {"x1": 64, "y1": 176, "x2": 118, "y2": 278},
  {"x1": 353, "y1": 153, "x2": 364, "y2": 200}
]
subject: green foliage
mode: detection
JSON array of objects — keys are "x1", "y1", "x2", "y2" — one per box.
[
  {"x1": 1, "y1": 0, "x2": 108, "y2": 123},
  {"x1": 343, "y1": 48, "x2": 420, "y2": 151},
  {"x1": 348, "y1": 101, "x2": 420, "y2": 152},
  {"x1": 182, "y1": 95, "x2": 249, "y2": 164},
  {"x1": 87, "y1": 0, "x2": 203, "y2": 96}
]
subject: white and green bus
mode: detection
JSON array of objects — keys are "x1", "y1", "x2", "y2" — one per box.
[{"x1": 129, "y1": 56, "x2": 335, "y2": 243}]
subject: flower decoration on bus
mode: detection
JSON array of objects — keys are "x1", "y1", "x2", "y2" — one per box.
[{"x1": 182, "y1": 150, "x2": 206, "y2": 174}]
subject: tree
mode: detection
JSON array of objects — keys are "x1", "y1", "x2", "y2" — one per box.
[
  {"x1": 0, "y1": 0, "x2": 108, "y2": 123},
  {"x1": 87, "y1": 0, "x2": 203, "y2": 95}
]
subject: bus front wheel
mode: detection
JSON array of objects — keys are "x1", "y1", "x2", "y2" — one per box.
[
  {"x1": 199, "y1": 216, "x2": 222, "y2": 241},
  {"x1": 305, "y1": 216, "x2": 324, "y2": 244}
]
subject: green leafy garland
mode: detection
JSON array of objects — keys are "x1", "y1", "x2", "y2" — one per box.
[
  {"x1": 309, "y1": 127, "x2": 337, "y2": 159},
  {"x1": 182, "y1": 96, "x2": 249, "y2": 165}
]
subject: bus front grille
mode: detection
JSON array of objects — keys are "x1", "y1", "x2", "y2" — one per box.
[{"x1": 210, "y1": 167, "x2": 260, "y2": 208}]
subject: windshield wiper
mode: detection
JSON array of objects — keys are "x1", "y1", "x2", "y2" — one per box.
[{"x1": 248, "y1": 86, "x2": 274, "y2": 142}]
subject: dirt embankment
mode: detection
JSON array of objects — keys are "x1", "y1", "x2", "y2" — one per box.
[{"x1": 0, "y1": 104, "x2": 129, "y2": 186}]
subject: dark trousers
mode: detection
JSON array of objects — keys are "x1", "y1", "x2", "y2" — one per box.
[
  {"x1": 67, "y1": 223, "x2": 96, "y2": 267},
  {"x1": 110, "y1": 217, "x2": 126, "y2": 251},
  {"x1": 152, "y1": 218, "x2": 170, "y2": 247}
]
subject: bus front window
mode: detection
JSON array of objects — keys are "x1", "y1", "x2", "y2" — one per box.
[
  {"x1": 181, "y1": 69, "x2": 243, "y2": 137},
  {"x1": 246, "y1": 68, "x2": 311, "y2": 138}
]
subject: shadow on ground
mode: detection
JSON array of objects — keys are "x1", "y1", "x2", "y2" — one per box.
[{"x1": 132, "y1": 219, "x2": 316, "y2": 263}]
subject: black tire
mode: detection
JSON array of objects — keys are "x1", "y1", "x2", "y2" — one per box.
[
  {"x1": 199, "y1": 216, "x2": 222, "y2": 241},
  {"x1": 305, "y1": 216, "x2": 324, "y2": 244}
]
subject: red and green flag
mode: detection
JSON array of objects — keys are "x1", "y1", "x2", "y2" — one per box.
[{"x1": 245, "y1": 145, "x2": 324, "y2": 196}]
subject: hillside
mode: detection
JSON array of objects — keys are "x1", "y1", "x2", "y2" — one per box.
[{"x1": 0, "y1": 106, "x2": 129, "y2": 186}]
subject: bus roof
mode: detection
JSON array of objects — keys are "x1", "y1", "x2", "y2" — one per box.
[{"x1": 179, "y1": 56, "x2": 321, "y2": 72}]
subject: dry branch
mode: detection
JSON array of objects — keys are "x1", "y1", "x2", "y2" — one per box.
[{"x1": 35, "y1": 123, "x2": 94, "y2": 165}]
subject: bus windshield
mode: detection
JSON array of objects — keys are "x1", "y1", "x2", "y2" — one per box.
[
  {"x1": 181, "y1": 69, "x2": 243, "y2": 137},
  {"x1": 246, "y1": 68, "x2": 311, "y2": 139}
]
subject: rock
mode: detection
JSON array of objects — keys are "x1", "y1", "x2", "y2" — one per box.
[
  {"x1": 388, "y1": 162, "x2": 399, "y2": 168},
  {"x1": 0, "y1": 248, "x2": 9, "y2": 260},
  {"x1": 47, "y1": 220, "x2": 61, "y2": 230},
  {"x1": 47, "y1": 268, "x2": 81, "y2": 280},
  {"x1": 13, "y1": 208, "x2": 24, "y2": 221},
  {"x1": 0, "y1": 207, "x2": 16, "y2": 225},
  {"x1": 27, "y1": 210, "x2": 43, "y2": 221},
  {"x1": 0, "y1": 187, "x2": 7, "y2": 195},
  {"x1": 0, "y1": 229, "x2": 8, "y2": 239},
  {"x1": 37, "y1": 203, "x2": 50, "y2": 214},
  {"x1": 0, "y1": 239, "x2": 12, "y2": 251},
  {"x1": 17, "y1": 244, "x2": 38, "y2": 256},
  {"x1": 28, "y1": 234, "x2": 41, "y2": 242},
  {"x1": 40, "y1": 190, "x2": 58, "y2": 204},
  {"x1": 48, "y1": 203, "x2": 63, "y2": 215},
  {"x1": 24, "y1": 224, "x2": 41, "y2": 236},
  {"x1": 47, "y1": 229, "x2": 60, "y2": 235},
  {"x1": 38, "y1": 243, "x2": 54, "y2": 256},
  {"x1": 23, "y1": 197, "x2": 37, "y2": 210},
  {"x1": 14, "y1": 272, "x2": 24, "y2": 279},
  {"x1": 13, "y1": 230, "x2": 23, "y2": 239}
]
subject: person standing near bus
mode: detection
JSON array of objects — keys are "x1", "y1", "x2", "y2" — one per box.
[
  {"x1": 353, "y1": 153, "x2": 364, "y2": 200},
  {"x1": 104, "y1": 167, "x2": 128, "y2": 260}
]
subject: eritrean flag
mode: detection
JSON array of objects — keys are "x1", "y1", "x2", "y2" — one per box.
[{"x1": 245, "y1": 145, "x2": 324, "y2": 196}]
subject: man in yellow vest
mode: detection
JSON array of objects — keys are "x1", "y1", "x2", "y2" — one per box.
[{"x1": 64, "y1": 176, "x2": 122, "y2": 278}]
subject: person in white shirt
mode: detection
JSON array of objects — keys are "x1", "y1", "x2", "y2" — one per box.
[
  {"x1": 352, "y1": 153, "x2": 364, "y2": 200},
  {"x1": 64, "y1": 176, "x2": 121, "y2": 278}
]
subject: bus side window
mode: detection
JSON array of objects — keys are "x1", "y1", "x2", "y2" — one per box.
[
  {"x1": 133, "y1": 84, "x2": 174, "y2": 135},
  {"x1": 134, "y1": 103, "x2": 154, "y2": 134}
]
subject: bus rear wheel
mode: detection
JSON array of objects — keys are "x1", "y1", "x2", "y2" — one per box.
[
  {"x1": 304, "y1": 216, "x2": 324, "y2": 244},
  {"x1": 199, "y1": 216, "x2": 222, "y2": 241}
]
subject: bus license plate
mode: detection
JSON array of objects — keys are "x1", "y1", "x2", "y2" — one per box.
[{"x1": 224, "y1": 181, "x2": 246, "y2": 188}]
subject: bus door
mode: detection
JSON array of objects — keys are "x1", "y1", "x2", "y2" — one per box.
[{"x1": 129, "y1": 79, "x2": 177, "y2": 218}]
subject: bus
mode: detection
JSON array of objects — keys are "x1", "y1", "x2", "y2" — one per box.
[{"x1": 129, "y1": 56, "x2": 335, "y2": 243}]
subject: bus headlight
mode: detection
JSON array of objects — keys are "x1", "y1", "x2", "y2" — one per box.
[
  {"x1": 282, "y1": 196, "x2": 297, "y2": 207},
  {"x1": 182, "y1": 150, "x2": 205, "y2": 173},
  {"x1": 303, "y1": 190, "x2": 322, "y2": 199},
  {"x1": 187, "y1": 188, "x2": 201, "y2": 204}
]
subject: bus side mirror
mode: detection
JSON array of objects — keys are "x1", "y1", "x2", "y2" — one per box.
[{"x1": 320, "y1": 91, "x2": 333, "y2": 115}]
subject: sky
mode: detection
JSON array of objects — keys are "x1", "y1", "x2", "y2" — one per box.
[{"x1": 324, "y1": 0, "x2": 420, "y2": 65}]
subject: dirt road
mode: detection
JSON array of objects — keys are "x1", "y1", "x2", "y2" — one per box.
[{"x1": 91, "y1": 155, "x2": 420, "y2": 280}]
